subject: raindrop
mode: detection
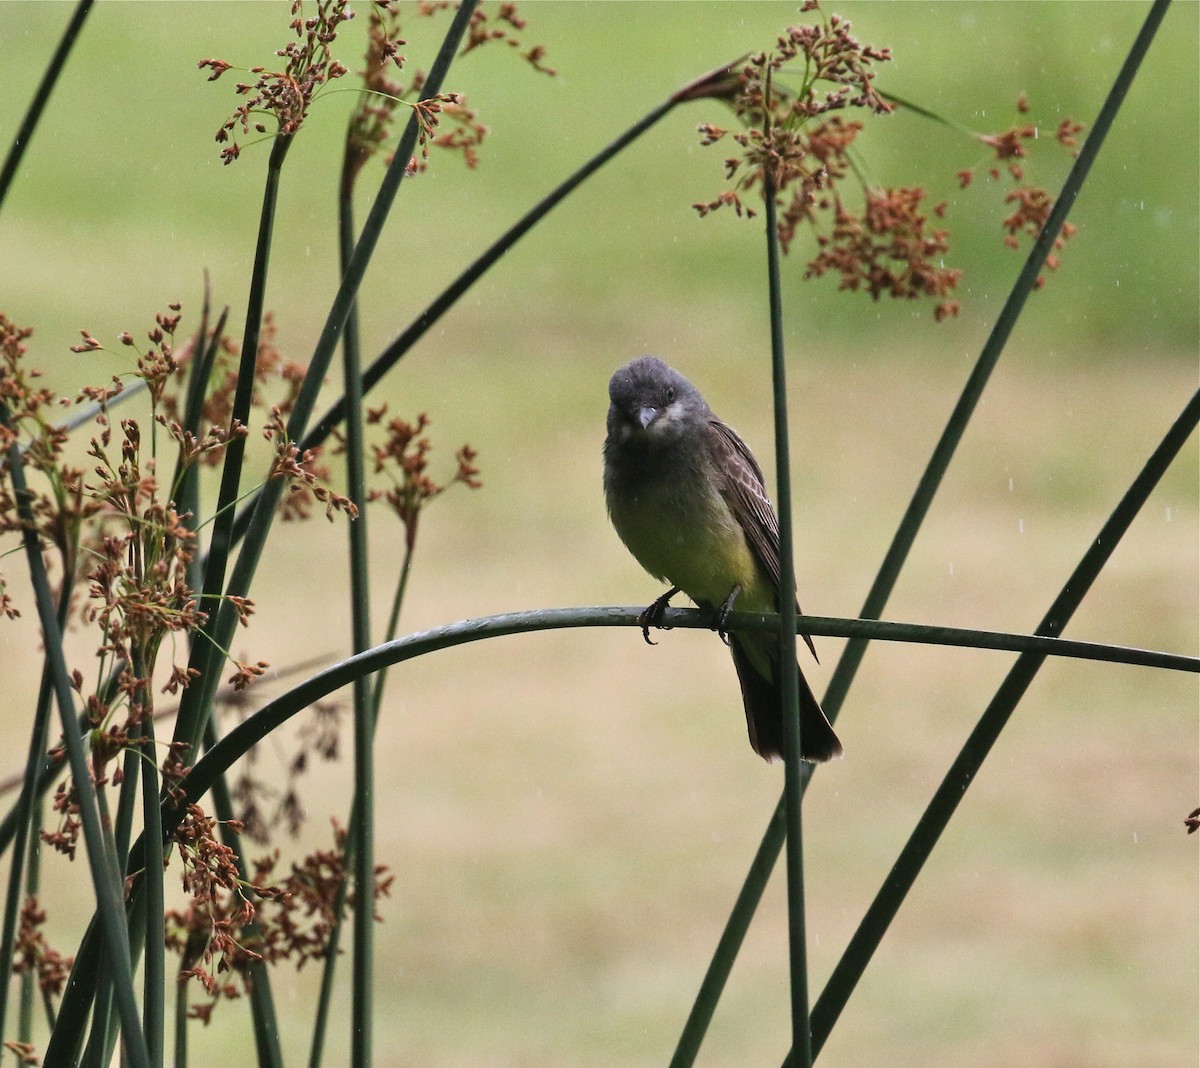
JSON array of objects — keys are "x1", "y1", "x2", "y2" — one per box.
[
  {"x1": 1018, "y1": 518, "x2": 1025, "y2": 534},
  {"x1": 1008, "y1": 477, "x2": 1014, "y2": 492},
  {"x1": 1165, "y1": 506, "x2": 1173, "y2": 522},
  {"x1": 948, "y1": 562, "x2": 955, "y2": 576},
  {"x1": 1133, "y1": 832, "x2": 1139, "y2": 845}
]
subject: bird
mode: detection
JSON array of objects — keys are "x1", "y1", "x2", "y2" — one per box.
[{"x1": 603, "y1": 354, "x2": 842, "y2": 763}]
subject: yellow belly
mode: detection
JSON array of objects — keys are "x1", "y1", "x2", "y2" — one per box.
[{"x1": 609, "y1": 483, "x2": 773, "y2": 612}]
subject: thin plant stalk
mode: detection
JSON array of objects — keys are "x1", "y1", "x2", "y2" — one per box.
[
  {"x1": 763, "y1": 177, "x2": 811, "y2": 1061},
  {"x1": 173, "y1": 974, "x2": 188, "y2": 1068},
  {"x1": 0, "y1": 0, "x2": 93, "y2": 213},
  {"x1": 140, "y1": 706, "x2": 165, "y2": 1067},
  {"x1": 173, "y1": 131, "x2": 295, "y2": 763},
  {"x1": 19, "y1": 791, "x2": 46, "y2": 1036},
  {"x1": 308, "y1": 533, "x2": 413, "y2": 1067},
  {"x1": 168, "y1": 129, "x2": 294, "y2": 1068},
  {"x1": 338, "y1": 165, "x2": 376, "y2": 1068}
]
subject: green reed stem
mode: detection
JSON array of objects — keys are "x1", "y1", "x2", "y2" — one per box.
[
  {"x1": 763, "y1": 178, "x2": 812, "y2": 1061},
  {"x1": 337, "y1": 166, "x2": 376, "y2": 1068},
  {"x1": 0, "y1": 0, "x2": 93, "y2": 213}
]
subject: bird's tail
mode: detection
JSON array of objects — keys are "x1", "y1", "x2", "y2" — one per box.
[{"x1": 729, "y1": 635, "x2": 843, "y2": 763}]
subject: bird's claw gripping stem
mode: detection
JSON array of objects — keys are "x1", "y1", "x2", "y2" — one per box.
[
  {"x1": 637, "y1": 586, "x2": 680, "y2": 645},
  {"x1": 714, "y1": 584, "x2": 741, "y2": 646}
]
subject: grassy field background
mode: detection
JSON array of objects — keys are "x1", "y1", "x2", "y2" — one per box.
[{"x1": 0, "y1": 2, "x2": 1196, "y2": 1066}]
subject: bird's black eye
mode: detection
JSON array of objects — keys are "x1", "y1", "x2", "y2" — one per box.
[{"x1": 664, "y1": 386, "x2": 676, "y2": 404}]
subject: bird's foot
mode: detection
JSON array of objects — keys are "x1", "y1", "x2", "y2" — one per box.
[
  {"x1": 637, "y1": 586, "x2": 680, "y2": 645},
  {"x1": 714, "y1": 584, "x2": 742, "y2": 646}
]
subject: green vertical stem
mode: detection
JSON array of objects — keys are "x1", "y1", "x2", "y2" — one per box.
[
  {"x1": 337, "y1": 168, "x2": 375, "y2": 1065},
  {"x1": 369, "y1": 540, "x2": 416, "y2": 727},
  {"x1": 173, "y1": 974, "x2": 188, "y2": 1068},
  {"x1": 19, "y1": 793, "x2": 44, "y2": 1036},
  {"x1": 140, "y1": 705, "x2": 164, "y2": 1067},
  {"x1": 764, "y1": 179, "x2": 811, "y2": 1062},
  {"x1": 113, "y1": 725, "x2": 142, "y2": 864},
  {"x1": 309, "y1": 539, "x2": 413, "y2": 1068},
  {"x1": 165, "y1": 133, "x2": 295, "y2": 1065},
  {"x1": 174, "y1": 131, "x2": 294, "y2": 763}
]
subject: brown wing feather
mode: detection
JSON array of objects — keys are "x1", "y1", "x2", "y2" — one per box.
[{"x1": 706, "y1": 418, "x2": 819, "y2": 662}]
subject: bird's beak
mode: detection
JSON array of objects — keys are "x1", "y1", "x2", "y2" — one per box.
[{"x1": 637, "y1": 406, "x2": 658, "y2": 430}]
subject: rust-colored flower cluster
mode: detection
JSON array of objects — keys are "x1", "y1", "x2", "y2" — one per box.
[
  {"x1": 363, "y1": 407, "x2": 482, "y2": 553},
  {"x1": 694, "y1": 6, "x2": 893, "y2": 220},
  {"x1": 166, "y1": 816, "x2": 391, "y2": 1023},
  {"x1": 207, "y1": 0, "x2": 553, "y2": 175},
  {"x1": 12, "y1": 897, "x2": 74, "y2": 1000},
  {"x1": 957, "y1": 94, "x2": 1084, "y2": 288},
  {"x1": 1, "y1": 304, "x2": 356, "y2": 871},
  {"x1": 199, "y1": 0, "x2": 354, "y2": 164},
  {"x1": 1, "y1": 313, "x2": 84, "y2": 618},
  {"x1": 696, "y1": 8, "x2": 1087, "y2": 317},
  {"x1": 807, "y1": 187, "x2": 961, "y2": 319},
  {"x1": 693, "y1": 3, "x2": 960, "y2": 320},
  {"x1": 344, "y1": 1, "x2": 409, "y2": 187},
  {"x1": 344, "y1": 0, "x2": 553, "y2": 186},
  {"x1": 459, "y1": 2, "x2": 555, "y2": 74}
]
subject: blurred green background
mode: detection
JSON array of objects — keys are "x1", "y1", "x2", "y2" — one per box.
[{"x1": 1, "y1": 2, "x2": 1196, "y2": 1066}]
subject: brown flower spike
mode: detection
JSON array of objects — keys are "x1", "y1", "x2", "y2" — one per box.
[{"x1": 694, "y1": 2, "x2": 961, "y2": 321}]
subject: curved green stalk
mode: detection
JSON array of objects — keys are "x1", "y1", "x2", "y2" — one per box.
[
  {"x1": 158, "y1": 607, "x2": 1195, "y2": 818},
  {"x1": 41, "y1": 597, "x2": 1194, "y2": 1064}
]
